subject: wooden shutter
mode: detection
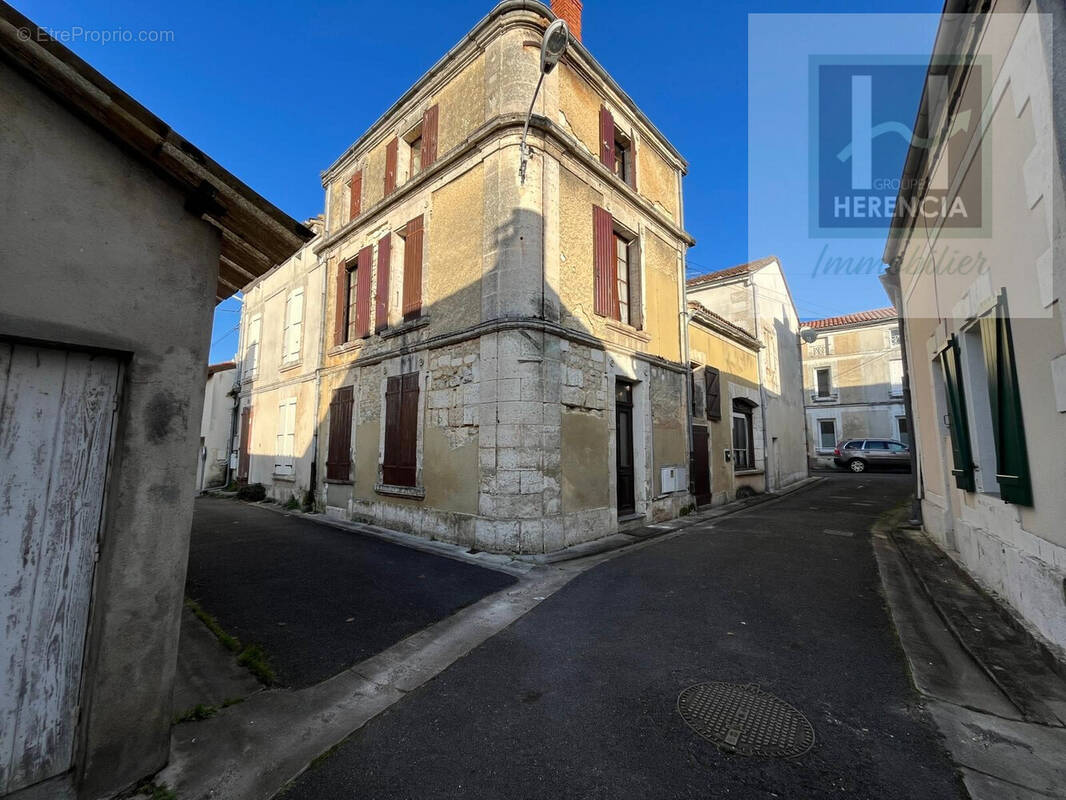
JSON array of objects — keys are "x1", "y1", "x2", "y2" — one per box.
[
  {"x1": 382, "y1": 373, "x2": 419, "y2": 487},
  {"x1": 592, "y1": 205, "x2": 618, "y2": 318},
  {"x1": 627, "y1": 238, "x2": 643, "y2": 330},
  {"x1": 938, "y1": 336, "x2": 976, "y2": 492},
  {"x1": 375, "y1": 233, "x2": 391, "y2": 333},
  {"x1": 384, "y1": 136, "x2": 398, "y2": 195},
  {"x1": 599, "y1": 105, "x2": 615, "y2": 170},
  {"x1": 705, "y1": 367, "x2": 721, "y2": 420},
  {"x1": 421, "y1": 104, "x2": 439, "y2": 169},
  {"x1": 348, "y1": 170, "x2": 362, "y2": 221},
  {"x1": 402, "y1": 215, "x2": 424, "y2": 320},
  {"x1": 979, "y1": 296, "x2": 1033, "y2": 506},
  {"x1": 333, "y1": 259, "x2": 348, "y2": 346},
  {"x1": 237, "y1": 406, "x2": 252, "y2": 483},
  {"x1": 325, "y1": 386, "x2": 354, "y2": 481},
  {"x1": 353, "y1": 246, "x2": 373, "y2": 339}
]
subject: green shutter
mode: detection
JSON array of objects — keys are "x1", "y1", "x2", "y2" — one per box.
[
  {"x1": 979, "y1": 296, "x2": 1033, "y2": 506},
  {"x1": 939, "y1": 336, "x2": 976, "y2": 492}
]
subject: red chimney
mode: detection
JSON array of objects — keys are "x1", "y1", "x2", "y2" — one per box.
[{"x1": 551, "y1": 0, "x2": 582, "y2": 42}]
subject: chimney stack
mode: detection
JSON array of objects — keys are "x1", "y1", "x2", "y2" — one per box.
[{"x1": 550, "y1": 0, "x2": 582, "y2": 42}]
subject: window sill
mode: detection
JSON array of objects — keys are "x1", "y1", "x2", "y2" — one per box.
[
  {"x1": 734, "y1": 468, "x2": 764, "y2": 476},
  {"x1": 603, "y1": 319, "x2": 651, "y2": 342},
  {"x1": 272, "y1": 473, "x2": 296, "y2": 482},
  {"x1": 380, "y1": 316, "x2": 430, "y2": 339},
  {"x1": 375, "y1": 483, "x2": 425, "y2": 499},
  {"x1": 810, "y1": 395, "x2": 838, "y2": 403},
  {"x1": 328, "y1": 339, "x2": 365, "y2": 357},
  {"x1": 279, "y1": 360, "x2": 302, "y2": 373},
  {"x1": 324, "y1": 478, "x2": 353, "y2": 485}
]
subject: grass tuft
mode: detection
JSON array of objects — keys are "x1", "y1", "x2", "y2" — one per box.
[
  {"x1": 185, "y1": 598, "x2": 275, "y2": 685},
  {"x1": 237, "y1": 644, "x2": 276, "y2": 685},
  {"x1": 173, "y1": 703, "x2": 217, "y2": 724},
  {"x1": 185, "y1": 599, "x2": 240, "y2": 652}
]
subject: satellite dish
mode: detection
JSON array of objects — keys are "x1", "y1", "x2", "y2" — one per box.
[
  {"x1": 800, "y1": 328, "x2": 819, "y2": 343},
  {"x1": 541, "y1": 19, "x2": 569, "y2": 75}
]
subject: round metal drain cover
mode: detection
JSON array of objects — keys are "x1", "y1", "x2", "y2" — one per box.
[{"x1": 677, "y1": 682, "x2": 815, "y2": 758}]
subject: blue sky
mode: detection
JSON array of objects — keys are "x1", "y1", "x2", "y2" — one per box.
[{"x1": 17, "y1": 0, "x2": 943, "y2": 361}]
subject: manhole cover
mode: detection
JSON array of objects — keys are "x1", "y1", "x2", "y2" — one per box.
[{"x1": 677, "y1": 682, "x2": 815, "y2": 757}]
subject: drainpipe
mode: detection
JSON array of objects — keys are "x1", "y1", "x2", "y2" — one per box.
[
  {"x1": 310, "y1": 249, "x2": 327, "y2": 502},
  {"x1": 679, "y1": 254, "x2": 693, "y2": 504}
]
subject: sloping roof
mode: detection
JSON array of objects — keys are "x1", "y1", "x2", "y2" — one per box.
[
  {"x1": 0, "y1": 2, "x2": 313, "y2": 303},
  {"x1": 686, "y1": 256, "x2": 779, "y2": 288},
  {"x1": 802, "y1": 307, "x2": 897, "y2": 330},
  {"x1": 686, "y1": 301, "x2": 760, "y2": 348},
  {"x1": 207, "y1": 361, "x2": 236, "y2": 376}
]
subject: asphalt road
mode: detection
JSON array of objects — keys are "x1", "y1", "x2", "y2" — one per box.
[
  {"x1": 282, "y1": 474, "x2": 963, "y2": 799},
  {"x1": 186, "y1": 498, "x2": 516, "y2": 688}
]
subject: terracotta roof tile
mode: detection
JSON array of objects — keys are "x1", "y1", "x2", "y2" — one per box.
[
  {"x1": 686, "y1": 255, "x2": 779, "y2": 288},
  {"x1": 686, "y1": 301, "x2": 759, "y2": 344},
  {"x1": 802, "y1": 307, "x2": 897, "y2": 330}
]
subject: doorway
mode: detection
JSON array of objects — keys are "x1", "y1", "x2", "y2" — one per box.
[
  {"x1": 237, "y1": 406, "x2": 252, "y2": 484},
  {"x1": 691, "y1": 425, "x2": 711, "y2": 505},
  {"x1": 615, "y1": 380, "x2": 635, "y2": 515}
]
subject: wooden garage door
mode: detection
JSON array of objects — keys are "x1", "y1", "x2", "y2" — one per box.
[{"x1": 0, "y1": 343, "x2": 121, "y2": 792}]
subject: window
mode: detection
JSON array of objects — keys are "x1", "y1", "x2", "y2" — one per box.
[
  {"x1": 864, "y1": 440, "x2": 889, "y2": 451},
  {"x1": 889, "y1": 359, "x2": 903, "y2": 397},
  {"x1": 275, "y1": 398, "x2": 296, "y2": 476},
  {"x1": 384, "y1": 136, "x2": 398, "y2": 195},
  {"x1": 244, "y1": 314, "x2": 261, "y2": 380},
  {"x1": 690, "y1": 365, "x2": 703, "y2": 417},
  {"x1": 401, "y1": 215, "x2": 424, "y2": 321},
  {"x1": 888, "y1": 441, "x2": 907, "y2": 452},
  {"x1": 592, "y1": 206, "x2": 641, "y2": 329},
  {"x1": 598, "y1": 105, "x2": 635, "y2": 187},
  {"x1": 335, "y1": 247, "x2": 372, "y2": 346},
  {"x1": 282, "y1": 289, "x2": 303, "y2": 365},
  {"x1": 347, "y1": 170, "x2": 362, "y2": 222},
  {"x1": 889, "y1": 327, "x2": 901, "y2": 346},
  {"x1": 325, "y1": 386, "x2": 354, "y2": 482},
  {"x1": 897, "y1": 415, "x2": 910, "y2": 445},
  {"x1": 705, "y1": 366, "x2": 721, "y2": 420},
  {"x1": 818, "y1": 419, "x2": 836, "y2": 450},
  {"x1": 815, "y1": 367, "x2": 832, "y2": 398},
  {"x1": 732, "y1": 398, "x2": 756, "y2": 470},
  {"x1": 346, "y1": 264, "x2": 358, "y2": 341},
  {"x1": 408, "y1": 134, "x2": 423, "y2": 179},
  {"x1": 375, "y1": 232, "x2": 391, "y2": 333},
  {"x1": 938, "y1": 335, "x2": 976, "y2": 491},
  {"x1": 383, "y1": 372, "x2": 420, "y2": 487},
  {"x1": 614, "y1": 131, "x2": 633, "y2": 185}
]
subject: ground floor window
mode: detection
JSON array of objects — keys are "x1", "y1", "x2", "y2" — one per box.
[
  {"x1": 732, "y1": 398, "x2": 756, "y2": 470},
  {"x1": 818, "y1": 418, "x2": 836, "y2": 450},
  {"x1": 383, "y1": 372, "x2": 420, "y2": 487},
  {"x1": 896, "y1": 415, "x2": 909, "y2": 445}
]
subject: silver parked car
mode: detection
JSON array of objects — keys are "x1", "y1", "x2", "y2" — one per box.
[{"x1": 833, "y1": 439, "x2": 911, "y2": 473}]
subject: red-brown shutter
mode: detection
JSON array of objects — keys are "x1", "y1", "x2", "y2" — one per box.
[
  {"x1": 375, "y1": 233, "x2": 391, "y2": 333},
  {"x1": 402, "y1": 215, "x2": 424, "y2": 320},
  {"x1": 348, "y1": 170, "x2": 362, "y2": 221},
  {"x1": 354, "y1": 245, "x2": 373, "y2": 338},
  {"x1": 705, "y1": 367, "x2": 721, "y2": 420},
  {"x1": 383, "y1": 372, "x2": 419, "y2": 487},
  {"x1": 333, "y1": 258, "x2": 348, "y2": 346},
  {"x1": 325, "y1": 386, "x2": 354, "y2": 482},
  {"x1": 599, "y1": 105, "x2": 615, "y2": 170},
  {"x1": 384, "y1": 136, "x2": 398, "y2": 195},
  {"x1": 593, "y1": 205, "x2": 618, "y2": 318},
  {"x1": 421, "y1": 104, "x2": 439, "y2": 169}
]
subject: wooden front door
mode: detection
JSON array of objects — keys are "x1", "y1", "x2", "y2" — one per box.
[
  {"x1": 0, "y1": 343, "x2": 120, "y2": 792},
  {"x1": 615, "y1": 380, "x2": 635, "y2": 515},
  {"x1": 692, "y1": 425, "x2": 711, "y2": 506},
  {"x1": 237, "y1": 406, "x2": 252, "y2": 484}
]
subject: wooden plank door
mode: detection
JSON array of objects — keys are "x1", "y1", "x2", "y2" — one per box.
[
  {"x1": 0, "y1": 343, "x2": 121, "y2": 792},
  {"x1": 615, "y1": 380, "x2": 635, "y2": 515},
  {"x1": 691, "y1": 425, "x2": 711, "y2": 506},
  {"x1": 237, "y1": 406, "x2": 252, "y2": 484}
]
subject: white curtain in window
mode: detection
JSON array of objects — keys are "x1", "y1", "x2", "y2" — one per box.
[{"x1": 283, "y1": 290, "x2": 303, "y2": 364}]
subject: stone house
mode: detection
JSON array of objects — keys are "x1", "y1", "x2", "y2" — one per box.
[
  {"x1": 197, "y1": 361, "x2": 238, "y2": 491},
  {"x1": 238, "y1": 0, "x2": 695, "y2": 555},
  {"x1": 0, "y1": 5, "x2": 310, "y2": 797},
  {"x1": 686, "y1": 301, "x2": 765, "y2": 505},
  {"x1": 686, "y1": 257, "x2": 808, "y2": 491},
  {"x1": 235, "y1": 220, "x2": 325, "y2": 502},
  {"x1": 800, "y1": 307, "x2": 908, "y2": 468},
  {"x1": 881, "y1": 2, "x2": 1066, "y2": 650}
]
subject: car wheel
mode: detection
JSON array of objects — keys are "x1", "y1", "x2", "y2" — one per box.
[{"x1": 848, "y1": 458, "x2": 866, "y2": 473}]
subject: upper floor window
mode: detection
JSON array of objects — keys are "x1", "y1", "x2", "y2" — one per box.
[
  {"x1": 282, "y1": 289, "x2": 304, "y2": 365},
  {"x1": 815, "y1": 367, "x2": 832, "y2": 398},
  {"x1": 244, "y1": 314, "x2": 261, "y2": 380},
  {"x1": 889, "y1": 327, "x2": 900, "y2": 346},
  {"x1": 405, "y1": 124, "x2": 423, "y2": 180},
  {"x1": 889, "y1": 359, "x2": 903, "y2": 397},
  {"x1": 593, "y1": 206, "x2": 642, "y2": 329},
  {"x1": 614, "y1": 130, "x2": 633, "y2": 185},
  {"x1": 599, "y1": 105, "x2": 636, "y2": 188}
]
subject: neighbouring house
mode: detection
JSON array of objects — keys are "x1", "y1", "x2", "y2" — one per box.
[
  {"x1": 0, "y1": 5, "x2": 311, "y2": 797},
  {"x1": 197, "y1": 361, "x2": 238, "y2": 491},
  {"x1": 881, "y1": 2, "x2": 1066, "y2": 651},
  {"x1": 686, "y1": 257, "x2": 808, "y2": 491},
  {"x1": 235, "y1": 219, "x2": 325, "y2": 503},
  {"x1": 686, "y1": 301, "x2": 765, "y2": 505},
  {"x1": 800, "y1": 307, "x2": 908, "y2": 469},
  {"x1": 233, "y1": 0, "x2": 695, "y2": 554}
]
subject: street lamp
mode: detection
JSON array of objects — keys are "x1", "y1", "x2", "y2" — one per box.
[{"x1": 519, "y1": 18, "x2": 569, "y2": 184}]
